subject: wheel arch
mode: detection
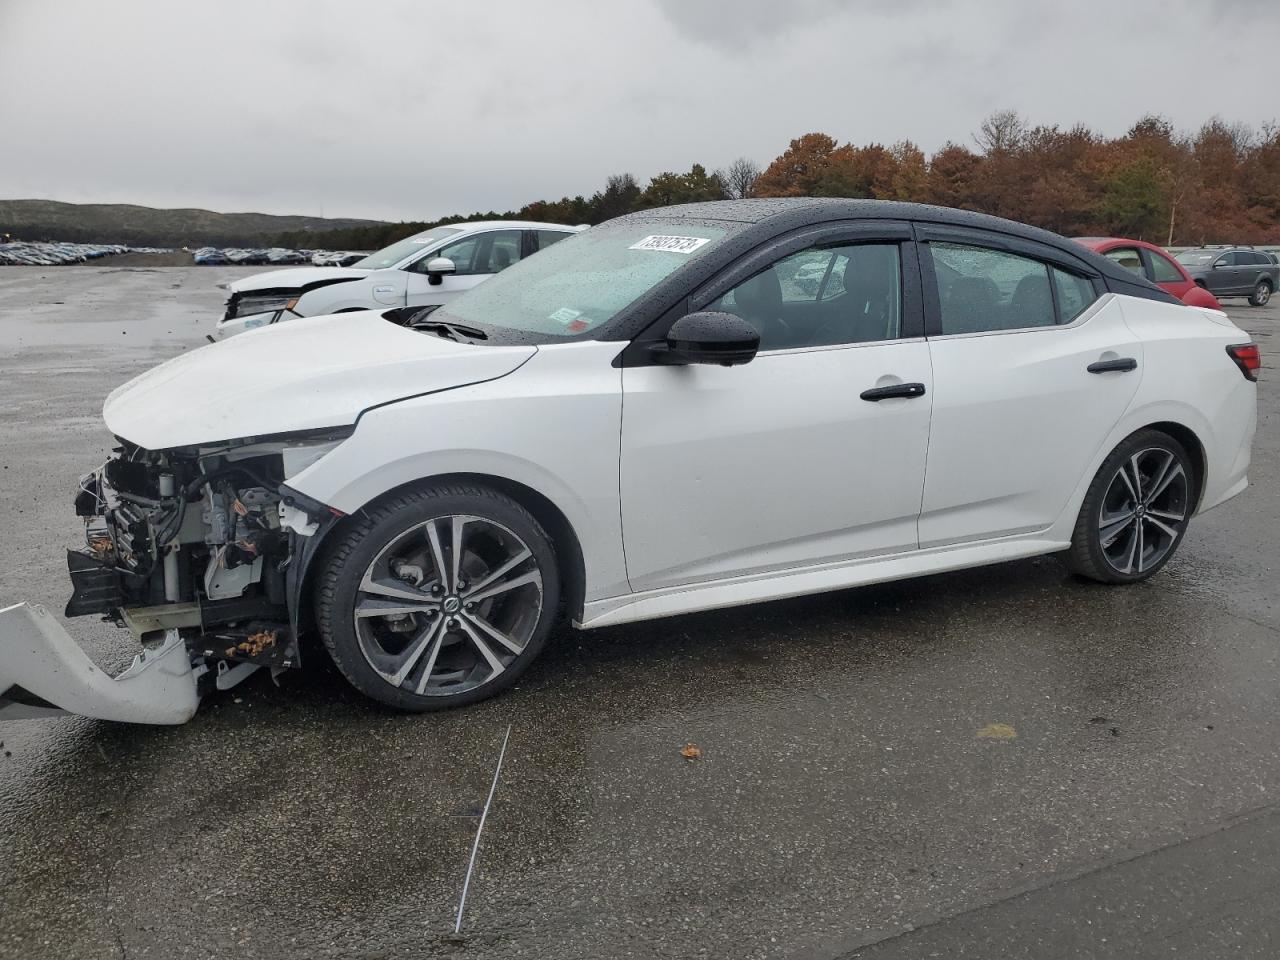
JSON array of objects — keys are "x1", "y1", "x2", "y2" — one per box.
[
  {"x1": 1050, "y1": 410, "x2": 1214, "y2": 545},
  {"x1": 293, "y1": 472, "x2": 588, "y2": 631},
  {"x1": 1137, "y1": 419, "x2": 1208, "y2": 510}
]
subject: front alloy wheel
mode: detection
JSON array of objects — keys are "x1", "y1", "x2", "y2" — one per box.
[
  {"x1": 1067, "y1": 430, "x2": 1194, "y2": 584},
  {"x1": 316, "y1": 484, "x2": 559, "y2": 710}
]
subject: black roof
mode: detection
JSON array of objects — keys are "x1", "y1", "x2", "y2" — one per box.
[{"x1": 617, "y1": 198, "x2": 1157, "y2": 291}]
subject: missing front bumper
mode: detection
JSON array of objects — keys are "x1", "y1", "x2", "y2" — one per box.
[{"x1": 0, "y1": 601, "x2": 199, "y2": 724}]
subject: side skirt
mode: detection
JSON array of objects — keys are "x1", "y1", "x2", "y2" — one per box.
[{"x1": 577, "y1": 536, "x2": 1070, "y2": 630}]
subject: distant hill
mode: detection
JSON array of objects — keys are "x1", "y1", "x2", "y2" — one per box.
[{"x1": 0, "y1": 199, "x2": 387, "y2": 248}]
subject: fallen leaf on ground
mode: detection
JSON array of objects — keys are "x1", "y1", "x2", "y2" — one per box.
[
  {"x1": 680, "y1": 743, "x2": 702, "y2": 760},
  {"x1": 976, "y1": 723, "x2": 1017, "y2": 741}
]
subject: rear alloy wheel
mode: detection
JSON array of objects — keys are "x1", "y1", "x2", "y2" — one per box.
[
  {"x1": 1067, "y1": 430, "x2": 1194, "y2": 584},
  {"x1": 1249, "y1": 280, "x2": 1272, "y2": 307},
  {"x1": 316, "y1": 484, "x2": 559, "y2": 711}
]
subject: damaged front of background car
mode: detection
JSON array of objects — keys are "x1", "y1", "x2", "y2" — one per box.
[{"x1": 0, "y1": 307, "x2": 541, "y2": 724}]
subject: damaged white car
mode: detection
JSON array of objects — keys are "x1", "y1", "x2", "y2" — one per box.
[
  {"x1": 214, "y1": 220, "x2": 582, "y2": 340},
  {"x1": 0, "y1": 199, "x2": 1258, "y2": 725}
]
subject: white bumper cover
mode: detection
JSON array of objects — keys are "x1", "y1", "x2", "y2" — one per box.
[{"x1": 0, "y1": 602, "x2": 199, "y2": 724}]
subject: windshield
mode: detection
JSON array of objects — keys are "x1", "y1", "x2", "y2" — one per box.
[
  {"x1": 434, "y1": 219, "x2": 735, "y2": 339},
  {"x1": 353, "y1": 227, "x2": 463, "y2": 270},
  {"x1": 1175, "y1": 250, "x2": 1219, "y2": 265}
]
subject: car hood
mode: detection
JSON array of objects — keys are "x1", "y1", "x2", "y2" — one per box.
[
  {"x1": 103, "y1": 311, "x2": 536, "y2": 450},
  {"x1": 228, "y1": 266, "x2": 371, "y2": 293}
]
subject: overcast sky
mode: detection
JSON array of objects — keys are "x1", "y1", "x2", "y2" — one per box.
[{"x1": 1, "y1": 0, "x2": 1275, "y2": 223}]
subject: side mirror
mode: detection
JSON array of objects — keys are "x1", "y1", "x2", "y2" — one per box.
[
  {"x1": 663, "y1": 311, "x2": 759, "y2": 366},
  {"x1": 425, "y1": 256, "x2": 456, "y2": 286}
]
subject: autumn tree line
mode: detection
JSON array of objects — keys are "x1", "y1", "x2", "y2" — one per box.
[{"x1": 281, "y1": 112, "x2": 1280, "y2": 251}]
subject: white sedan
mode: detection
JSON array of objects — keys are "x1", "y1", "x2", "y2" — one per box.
[
  {"x1": 213, "y1": 220, "x2": 583, "y2": 340},
  {"x1": 0, "y1": 199, "x2": 1258, "y2": 722}
]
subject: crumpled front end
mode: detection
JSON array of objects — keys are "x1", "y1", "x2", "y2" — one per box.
[{"x1": 1, "y1": 433, "x2": 343, "y2": 724}]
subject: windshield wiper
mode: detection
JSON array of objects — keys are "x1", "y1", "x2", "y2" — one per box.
[{"x1": 411, "y1": 320, "x2": 488, "y2": 342}]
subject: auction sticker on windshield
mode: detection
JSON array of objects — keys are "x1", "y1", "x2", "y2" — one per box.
[
  {"x1": 629, "y1": 235, "x2": 712, "y2": 254},
  {"x1": 548, "y1": 307, "x2": 583, "y2": 325}
]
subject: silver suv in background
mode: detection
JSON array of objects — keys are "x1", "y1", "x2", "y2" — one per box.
[{"x1": 1175, "y1": 247, "x2": 1278, "y2": 306}]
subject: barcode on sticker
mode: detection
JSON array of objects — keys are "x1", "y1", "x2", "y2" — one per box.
[
  {"x1": 549, "y1": 307, "x2": 582, "y2": 325},
  {"x1": 629, "y1": 235, "x2": 711, "y2": 254}
]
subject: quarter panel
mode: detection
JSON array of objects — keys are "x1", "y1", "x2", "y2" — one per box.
[{"x1": 1108, "y1": 296, "x2": 1256, "y2": 511}]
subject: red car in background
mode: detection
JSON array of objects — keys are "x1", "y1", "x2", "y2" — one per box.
[{"x1": 1074, "y1": 237, "x2": 1223, "y2": 310}]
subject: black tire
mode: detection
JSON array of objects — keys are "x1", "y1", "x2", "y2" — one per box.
[
  {"x1": 315, "y1": 482, "x2": 560, "y2": 711},
  {"x1": 1248, "y1": 279, "x2": 1272, "y2": 307},
  {"x1": 1066, "y1": 429, "x2": 1195, "y2": 584}
]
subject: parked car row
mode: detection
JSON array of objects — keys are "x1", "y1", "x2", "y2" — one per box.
[
  {"x1": 192, "y1": 247, "x2": 315, "y2": 266},
  {"x1": 0, "y1": 199, "x2": 1259, "y2": 725},
  {"x1": 0, "y1": 241, "x2": 172, "y2": 266}
]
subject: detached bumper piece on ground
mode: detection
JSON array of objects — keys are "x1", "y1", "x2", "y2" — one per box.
[{"x1": 0, "y1": 602, "x2": 199, "y2": 724}]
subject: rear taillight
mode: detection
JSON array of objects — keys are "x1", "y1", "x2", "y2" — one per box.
[{"x1": 1227, "y1": 343, "x2": 1261, "y2": 381}]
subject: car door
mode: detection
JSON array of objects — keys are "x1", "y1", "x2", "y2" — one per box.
[
  {"x1": 1239, "y1": 251, "x2": 1273, "y2": 291},
  {"x1": 916, "y1": 228, "x2": 1143, "y2": 548},
  {"x1": 619, "y1": 224, "x2": 933, "y2": 593},
  {"x1": 1206, "y1": 251, "x2": 1239, "y2": 295},
  {"x1": 403, "y1": 229, "x2": 524, "y2": 307}
]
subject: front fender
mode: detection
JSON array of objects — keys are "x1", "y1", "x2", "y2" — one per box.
[
  {"x1": 297, "y1": 276, "x2": 404, "y2": 315},
  {"x1": 283, "y1": 342, "x2": 629, "y2": 603}
]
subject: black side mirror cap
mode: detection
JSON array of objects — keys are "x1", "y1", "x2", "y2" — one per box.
[{"x1": 661, "y1": 311, "x2": 760, "y2": 367}]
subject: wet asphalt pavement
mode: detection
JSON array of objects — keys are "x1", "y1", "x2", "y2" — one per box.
[{"x1": 0, "y1": 266, "x2": 1277, "y2": 960}]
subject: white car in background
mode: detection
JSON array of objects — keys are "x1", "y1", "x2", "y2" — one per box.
[
  {"x1": 215, "y1": 221, "x2": 583, "y2": 340},
  {"x1": 310, "y1": 251, "x2": 368, "y2": 267}
]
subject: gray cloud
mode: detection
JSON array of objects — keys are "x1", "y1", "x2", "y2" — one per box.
[
  {"x1": 653, "y1": 0, "x2": 855, "y2": 48},
  {"x1": 0, "y1": 0, "x2": 1274, "y2": 223}
]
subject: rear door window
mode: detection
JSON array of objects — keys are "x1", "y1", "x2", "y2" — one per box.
[
  {"x1": 535, "y1": 229, "x2": 573, "y2": 251},
  {"x1": 929, "y1": 243, "x2": 1056, "y2": 333},
  {"x1": 1103, "y1": 247, "x2": 1145, "y2": 275},
  {"x1": 1052, "y1": 268, "x2": 1098, "y2": 322},
  {"x1": 927, "y1": 242, "x2": 1098, "y2": 334},
  {"x1": 1146, "y1": 249, "x2": 1183, "y2": 283}
]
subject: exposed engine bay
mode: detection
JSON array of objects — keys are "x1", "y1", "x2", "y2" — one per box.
[{"x1": 66, "y1": 432, "x2": 348, "y2": 685}]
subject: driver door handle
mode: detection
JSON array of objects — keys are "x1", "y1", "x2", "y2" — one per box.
[
  {"x1": 1087, "y1": 358, "x2": 1137, "y2": 374},
  {"x1": 860, "y1": 382, "x2": 927, "y2": 402}
]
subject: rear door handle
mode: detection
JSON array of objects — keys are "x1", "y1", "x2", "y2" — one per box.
[
  {"x1": 860, "y1": 382, "x2": 927, "y2": 402},
  {"x1": 1087, "y1": 358, "x2": 1138, "y2": 374}
]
